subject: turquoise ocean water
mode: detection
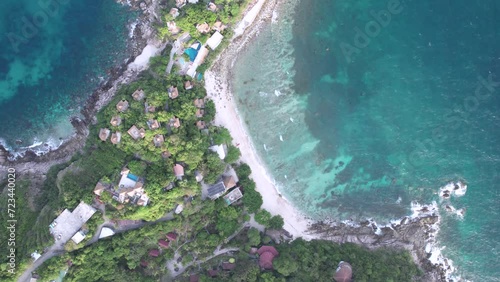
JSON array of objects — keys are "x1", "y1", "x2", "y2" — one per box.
[
  {"x1": 232, "y1": 0, "x2": 500, "y2": 280},
  {"x1": 0, "y1": 0, "x2": 134, "y2": 151}
]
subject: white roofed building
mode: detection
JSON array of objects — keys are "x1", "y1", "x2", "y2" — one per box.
[
  {"x1": 99, "y1": 227, "x2": 115, "y2": 239},
  {"x1": 206, "y1": 31, "x2": 224, "y2": 50},
  {"x1": 209, "y1": 144, "x2": 228, "y2": 160},
  {"x1": 71, "y1": 230, "x2": 86, "y2": 244}
]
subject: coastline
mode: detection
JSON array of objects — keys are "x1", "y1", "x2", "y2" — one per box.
[
  {"x1": 0, "y1": 0, "x2": 165, "y2": 176},
  {"x1": 205, "y1": 0, "x2": 314, "y2": 240},
  {"x1": 204, "y1": 0, "x2": 457, "y2": 280}
]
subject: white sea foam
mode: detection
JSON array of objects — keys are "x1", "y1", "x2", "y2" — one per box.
[
  {"x1": 0, "y1": 138, "x2": 11, "y2": 150},
  {"x1": 4, "y1": 134, "x2": 67, "y2": 161},
  {"x1": 443, "y1": 205, "x2": 466, "y2": 219},
  {"x1": 272, "y1": 10, "x2": 279, "y2": 24},
  {"x1": 129, "y1": 20, "x2": 138, "y2": 38},
  {"x1": 439, "y1": 181, "x2": 467, "y2": 199}
]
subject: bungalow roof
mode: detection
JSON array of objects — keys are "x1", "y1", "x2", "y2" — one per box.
[
  {"x1": 196, "y1": 120, "x2": 206, "y2": 130},
  {"x1": 166, "y1": 232, "x2": 178, "y2": 241},
  {"x1": 222, "y1": 262, "x2": 235, "y2": 270},
  {"x1": 148, "y1": 119, "x2": 160, "y2": 130},
  {"x1": 137, "y1": 194, "x2": 149, "y2": 207},
  {"x1": 212, "y1": 21, "x2": 227, "y2": 32},
  {"x1": 111, "y1": 132, "x2": 121, "y2": 144},
  {"x1": 207, "y1": 269, "x2": 218, "y2": 277},
  {"x1": 193, "y1": 98, "x2": 205, "y2": 108},
  {"x1": 148, "y1": 249, "x2": 160, "y2": 257},
  {"x1": 196, "y1": 22, "x2": 210, "y2": 34},
  {"x1": 194, "y1": 170, "x2": 203, "y2": 182},
  {"x1": 208, "y1": 2, "x2": 217, "y2": 12},
  {"x1": 173, "y1": 164, "x2": 184, "y2": 177},
  {"x1": 93, "y1": 182, "x2": 107, "y2": 196},
  {"x1": 189, "y1": 274, "x2": 199, "y2": 282},
  {"x1": 333, "y1": 261, "x2": 352, "y2": 282},
  {"x1": 99, "y1": 128, "x2": 110, "y2": 141},
  {"x1": 169, "y1": 8, "x2": 179, "y2": 18},
  {"x1": 153, "y1": 134, "x2": 165, "y2": 147},
  {"x1": 184, "y1": 80, "x2": 193, "y2": 90},
  {"x1": 139, "y1": 128, "x2": 146, "y2": 138},
  {"x1": 223, "y1": 175, "x2": 236, "y2": 189},
  {"x1": 116, "y1": 100, "x2": 129, "y2": 112},
  {"x1": 146, "y1": 105, "x2": 156, "y2": 113},
  {"x1": 171, "y1": 117, "x2": 181, "y2": 128},
  {"x1": 132, "y1": 89, "x2": 145, "y2": 101},
  {"x1": 195, "y1": 109, "x2": 204, "y2": 118},
  {"x1": 257, "y1": 246, "x2": 279, "y2": 270},
  {"x1": 128, "y1": 125, "x2": 146, "y2": 140},
  {"x1": 110, "y1": 116, "x2": 122, "y2": 126},
  {"x1": 127, "y1": 125, "x2": 140, "y2": 140},
  {"x1": 176, "y1": 0, "x2": 186, "y2": 8},
  {"x1": 158, "y1": 239, "x2": 169, "y2": 248},
  {"x1": 167, "y1": 21, "x2": 181, "y2": 35},
  {"x1": 168, "y1": 86, "x2": 179, "y2": 99},
  {"x1": 257, "y1": 246, "x2": 279, "y2": 256}
]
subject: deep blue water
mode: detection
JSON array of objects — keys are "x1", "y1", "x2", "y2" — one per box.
[
  {"x1": 293, "y1": 0, "x2": 500, "y2": 280},
  {"x1": 0, "y1": 0, "x2": 134, "y2": 150},
  {"x1": 231, "y1": 0, "x2": 500, "y2": 280}
]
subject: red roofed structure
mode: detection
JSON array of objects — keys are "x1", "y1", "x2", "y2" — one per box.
[
  {"x1": 207, "y1": 269, "x2": 218, "y2": 277},
  {"x1": 166, "y1": 232, "x2": 178, "y2": 241},
  {"x1": 257, "y1": 246, "x2": 279, "y2": 270},
  {"x1": 222, "y1": 262, "x2": 235, "y2": 270},
  {"x1": 148, "y1": 249, "x2": 159, "y2": 257},
  {"x1": 333, "y1": 261, "x2": 352, "y2": 282},
  {"x1": 158, "y1": 239, "x2": 169, "y2": 248},
  {"x1": 189, "y1": 274, "x2": 199, "y2": 282}
]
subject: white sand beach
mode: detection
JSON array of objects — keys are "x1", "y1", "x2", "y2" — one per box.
[{"x1": 204, "y1": 0, "x2": 315, "y2": 240}]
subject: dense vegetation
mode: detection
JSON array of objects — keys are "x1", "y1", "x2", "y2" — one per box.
[{"x1": 184, "y1": 237, "x2": 421, "y2": 282}]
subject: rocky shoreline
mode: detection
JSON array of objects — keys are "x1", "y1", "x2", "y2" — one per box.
[
  {"x1": 307, "y1": 202, "x2": 455, "y2": 282},
  {"x1": 0, "y1": 0, "x2": 166, "y2": 178}
]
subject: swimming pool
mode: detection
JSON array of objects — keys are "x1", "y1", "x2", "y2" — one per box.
[{"x1": 127, "y1": 173, "x2": 139, "y2": 182}]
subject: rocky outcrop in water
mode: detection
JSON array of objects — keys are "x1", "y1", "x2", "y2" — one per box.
[{"x1": 0, "y1": 145, "x2": 7, "y2": 164}]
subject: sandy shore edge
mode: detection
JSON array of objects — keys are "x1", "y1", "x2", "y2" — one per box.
[{"x1": 204, "y1": 0, "x2": 315, "y2": 240}]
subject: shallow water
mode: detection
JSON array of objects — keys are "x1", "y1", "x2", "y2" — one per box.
[
  {"x1": 0, "y1": 0, "x2": 134, "y2": 151},
  {"x1": 232, "y1": 0, "x2": 500, "y2": 280}
]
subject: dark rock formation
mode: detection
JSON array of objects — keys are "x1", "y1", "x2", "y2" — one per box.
[{"x1": 0, "y1": 145, "x2": 7, "y2": 164}]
